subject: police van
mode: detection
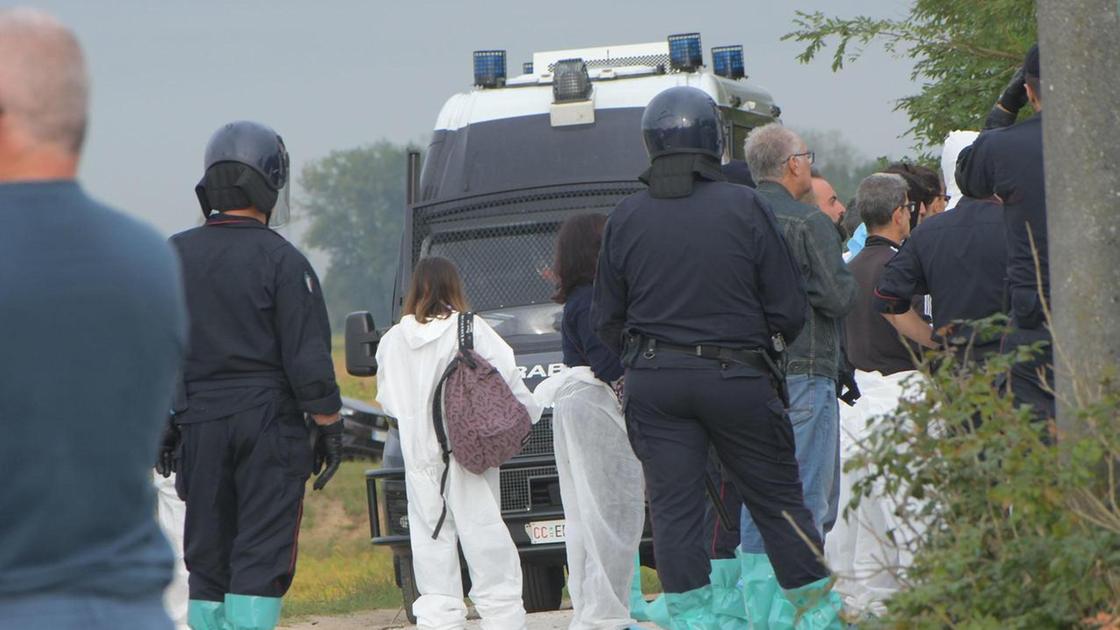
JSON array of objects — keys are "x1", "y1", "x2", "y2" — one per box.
[{"x1": 345, "y1": 33, "x2": 780, "y2": 620}]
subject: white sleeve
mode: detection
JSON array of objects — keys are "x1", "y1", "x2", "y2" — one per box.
[
  {"x1": 374, "y1": 336, "x2": 396, "y2": 418},
  {"x1": 472, "y1": 317, "x2": 544, "y2": 424}
]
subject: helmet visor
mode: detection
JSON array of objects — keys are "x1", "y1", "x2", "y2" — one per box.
[{"x1": 268, "y1": 178, "x2": 291, "y2": 227}]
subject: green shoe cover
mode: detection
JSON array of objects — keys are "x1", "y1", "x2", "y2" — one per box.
[
  {"x1": 709, "y1": 557, "x2": 748, "y2": 626},
  {"x1": 783, "y1": 577, "x2": 843, "y2": 630},
  {"x1": 223, "y1": 594, "x2": 282, "y2": 630},
  {"x1": 740, "y1": 551, "x2": 780, "y2": 629},
  {"x1": 631, "y1": 554, "x2": 652, "y2": 622},
  {"x1": 187, "y1": 599, "x2": 227, "y2": 630},
  {"x1": 664, "y1": 585, "x2": 717, "y2": 630}
]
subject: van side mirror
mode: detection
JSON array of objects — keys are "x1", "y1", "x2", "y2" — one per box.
[{"x1": 345, "y1": 311, "x2": 380, "y2": 377}]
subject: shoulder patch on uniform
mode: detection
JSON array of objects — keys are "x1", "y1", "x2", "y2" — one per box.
[{"x1": 304, "y1": 271, "x2": 315, "y2": 294}]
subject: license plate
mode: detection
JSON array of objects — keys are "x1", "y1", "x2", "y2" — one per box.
[
  {"x1": 371, "y1": 429, "x2": 389, "y2": 444},
  {"x1": 525, "y1": 519, "x2": 566, "y2": 545}
]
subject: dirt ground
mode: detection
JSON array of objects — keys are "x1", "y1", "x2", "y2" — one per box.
[{"x1": 278, "y1": 609, "x2": 662, "y2": 629}]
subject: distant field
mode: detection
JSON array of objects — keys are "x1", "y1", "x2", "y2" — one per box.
[{"x1": 284, "y1": 460, "x2": 402, "y2": 619}]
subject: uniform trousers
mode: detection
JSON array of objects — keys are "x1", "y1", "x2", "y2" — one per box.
[
  {"x1": 175, "y1": 398, "x2": 311, "y2": 601},
  {"x1": 624, "y1": 367, "x2": 828, "y2": 593},
  {"x1": 1004, "y1": 324, "x2": 1055, "y2": 423}
]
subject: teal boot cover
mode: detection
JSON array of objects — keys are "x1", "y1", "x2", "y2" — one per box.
[
  {"x1": 631, "y1": 554, "x2": 652, "y2": 622},
  {"x1": 740, "y1": 552, "x2": 781, "y2": 629},
  {"x1": 645, "y1": 593, "x2": 672, "y2": 629},
  {"x1": 709, "y1": 557, "x2": 747, "y2": 627},
  {"x1": 664, "y1": 585, "x2": 717, "y2": 630},
  {"x1": 783, "y1": 577, "x2": 843, "y2": 630},
  {"x1": 223, "y1": 594, "x2": 282, "y2": 630},
  {"x1": 187, "y1": 599, "x2": 227, "y2": 630}
]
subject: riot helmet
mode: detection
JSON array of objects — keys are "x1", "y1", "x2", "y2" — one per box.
[
  {"x1": 641, "y1": 86, "x2": 724, "y2": 161},
  {"x1": 195, "y1": 121, "x2": 291, "y2": 226}
]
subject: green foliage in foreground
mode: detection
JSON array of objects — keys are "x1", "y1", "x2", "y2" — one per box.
[
  {"x1": 784, "y1": 0, "x2": 1037, "y2": 152},
  {"x1": 849, "y1": 321, "x2": 1120, "y2": 628}
]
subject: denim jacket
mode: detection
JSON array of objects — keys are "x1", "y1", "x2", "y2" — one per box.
[{"x1": 756, "y1": 181, "x2": 858, "y2": 380}]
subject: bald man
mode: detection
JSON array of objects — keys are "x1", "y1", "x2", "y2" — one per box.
[{"x1": 0, "y1": 8, "x2": 185, "y2": 630}]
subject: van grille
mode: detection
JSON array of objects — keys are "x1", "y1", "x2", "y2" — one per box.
[
  {"x1": 500, "y1": 465, "x2": 559, "y2": 513},
  {"x1": 520, "y1": 414, "x2": 553, "y2": 456}
]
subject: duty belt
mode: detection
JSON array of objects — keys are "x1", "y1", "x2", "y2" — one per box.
[
  {"x1": 650, "y1": 339, "x2": 769, "y2": 371},
  {"x1": 636, "y1": 336, "x2": 790, "y2": 407}
]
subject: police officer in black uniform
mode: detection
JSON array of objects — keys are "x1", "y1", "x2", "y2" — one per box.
[
  {"x1": 957, "y1": 44, "x2": 1053, "y2": 422},
  {"x1": 162, "y1": 121, "x2": 343, "y2": 630},
  {"x1": 874, "y1": 185, "x2": 1008, "y2": 365},
  {"x1": 591, "y1": 86, "x2": 840, "y2": 627}
]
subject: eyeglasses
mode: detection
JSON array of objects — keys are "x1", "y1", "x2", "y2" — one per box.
[
  {"x1": 901, "y1": 201, "x2": 919, "y2": 215},
  {"x1": 786, "y1": 151, "x2": 815, "y2": 165}
]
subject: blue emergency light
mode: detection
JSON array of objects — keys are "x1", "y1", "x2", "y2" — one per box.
[
  {"x1": 712, "y1": 45, "x2": 745, "y2": 80},
  {"x1": 668, "y1": 33, "x2": 702, "y2": 71},
  {"x1": 523, "y1": 62, "x2": 534, "y2": 74},
  {"x1": 473, "y1": 50, "x2": 507, "y2": 88}
]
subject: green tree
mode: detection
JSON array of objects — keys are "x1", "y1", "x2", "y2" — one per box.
[
  {"x1": 784, "y1": 0, "x2": 1037, "y2": 151},
  {"x1": 299, "y1": 141, "x2": 417, "y2": 329},
  {"x1": 796, "y1": 128, "x2": 888, "y2": 205}
]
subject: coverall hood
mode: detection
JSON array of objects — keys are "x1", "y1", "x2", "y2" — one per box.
[
  {"x1": 941, "y1": 130, "x2": 979, "y2": 210},
  {"x1": 396, "y1": 314, "x2": 458, "y2": 350}
]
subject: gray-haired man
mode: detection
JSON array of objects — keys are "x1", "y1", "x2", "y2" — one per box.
[
  {"x1": 738, "y1": 123, "x2": 858, "y2": 621},
  {"x1": 844, "y1": 173, "x2": 936, "y2": 374},
  {"x1": 0, "y1": 8, "x2": 184, "y2": 630}
]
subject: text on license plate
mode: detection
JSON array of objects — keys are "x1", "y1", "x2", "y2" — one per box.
[{"x1": 525, "y1": 519, "x2": 566, "y2": 545}]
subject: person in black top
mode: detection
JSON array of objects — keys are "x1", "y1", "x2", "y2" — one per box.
[
  {"x1": 166, "y1": 121, "x2": 343, "y2": 630},
  {"x1": 957, "y1": 44, "x2": 1053, "y2": 422},
  {"x1": 845, "y1": 174, "x2": 936, "y2": 375},
  {"x1": 545, "y1": 213, "x2": 645, "y2": 628},
  {"x1": 592, "y1": 86, "x2": 840, "y2": 627}
]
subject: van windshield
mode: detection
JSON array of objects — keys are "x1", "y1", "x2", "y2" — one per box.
[{"x1": 427, "y1": 223, "x2": 559, "y2": 313}]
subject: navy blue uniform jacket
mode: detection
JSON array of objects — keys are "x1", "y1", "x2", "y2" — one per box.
[
  {"x1": 170, "y1": 214, "x2": 341, "y2": 423},
  {"x1": 957, "y1": 115, "x2": 1047, "y2": 329},
  {"x1": 591, "y1": 180, "x2": 807, "y2": 364},
  {"x1": 875, "y1": 197, "x2": 1008, "y2": 342}
]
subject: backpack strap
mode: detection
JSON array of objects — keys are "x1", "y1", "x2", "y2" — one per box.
[
  {"x1": 459, "y1": 311, "x2": 475, "y2": 351},
  {"x1": 429, "y1": 312, "x2": 477, "y2": 540},
  {"x1": 430, "y1": 354, "x2": 459, "y2": 540}
]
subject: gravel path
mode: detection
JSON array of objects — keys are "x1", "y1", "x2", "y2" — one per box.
[{"x1": 279, "y1": 609, "x2": 662, "y2": 629}]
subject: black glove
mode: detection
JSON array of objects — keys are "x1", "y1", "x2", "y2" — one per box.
[
  {"x1": 984, "y1": 66, "x2": 1027, "y2": 129},
  {"x1": 836, "y1": 355, "x2": 862, "y2": 407},
  {"x1": 155, "y1": 420, "x2": 180, "y2": 478},
  {"x1": 312, "y1": 420, "x2": 345, "y2": 491}
]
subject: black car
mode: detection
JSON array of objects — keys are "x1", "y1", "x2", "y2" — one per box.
[{"x1": 338, "y1": 396, "x2": 391, "y2": 459}]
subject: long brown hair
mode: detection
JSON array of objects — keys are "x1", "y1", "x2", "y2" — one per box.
[
  {"x1": 552, "y1": 213, "x2": 608, "y2": 304},
  {"x1": 403, "y1": 256, "x2": 470, "y2": 323}
]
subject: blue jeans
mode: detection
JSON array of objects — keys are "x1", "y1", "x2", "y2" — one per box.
[
  {"x1": 740, "y1": 374, "x2": 839, "y2": 554},
  {"x1": 0, "y1": 592, "x2": 172, "y2": 630}
]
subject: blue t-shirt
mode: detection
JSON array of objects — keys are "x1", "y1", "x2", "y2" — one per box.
[{"x1": 0, "y1": 181, "x2": 186, "y2": 598}]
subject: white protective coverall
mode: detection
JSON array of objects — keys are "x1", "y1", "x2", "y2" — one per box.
[
  {"x1": 153, "y1": 471, "x2": 189, "y2": 630},
  {"x1": 824, "y1": 369, "x2": 927, "y2": 617},
  {"x1": 940, "y1": 130, "x2": 980, "y2": 211},
  {"x1": 375, "y1": 313, "x2": 542, "y2": 630},
  {"x1": 534, "y1": 367, "x2": 645, "y2": 630}
]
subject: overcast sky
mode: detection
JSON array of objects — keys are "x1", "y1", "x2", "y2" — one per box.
[{"x1": 24, "y1": 0, "x2": 919, "y2": 245}]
